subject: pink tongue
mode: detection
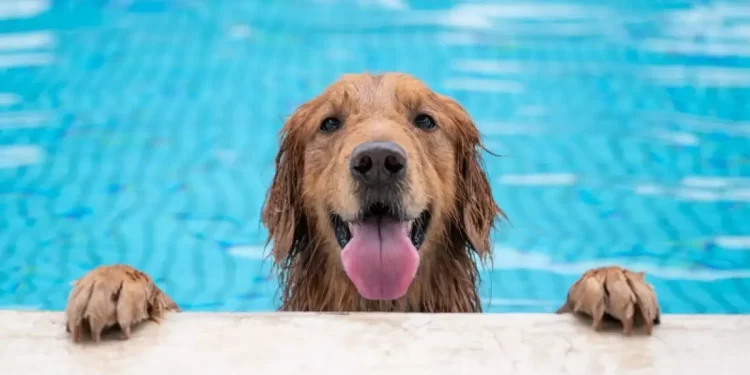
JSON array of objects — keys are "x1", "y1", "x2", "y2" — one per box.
[{"x1": 341, "y1": 217, "x2": 420, "y2": 300}]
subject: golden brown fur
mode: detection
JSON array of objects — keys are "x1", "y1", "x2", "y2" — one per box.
[
  {"x1": 64, "y1": 73, "x2": 662, "y2": 343},
  {"x1": 261, "y1": 73, "x2": 503, "y2": 312},
  {"x1": 65, "y1": 264, "x2": 177, "y2": 342}
]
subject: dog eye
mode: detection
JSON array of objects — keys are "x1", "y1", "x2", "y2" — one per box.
[
  {"x1": 413, "y1": 114, "x2": 436, "y2": 130},
  {"x1": 320, "y1": 117, "x2": 342, "y2": 132}
]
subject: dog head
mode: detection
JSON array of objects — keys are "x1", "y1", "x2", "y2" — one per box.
[{"x1": 262, "y1": 73, "x2": 501, "y2": 302}]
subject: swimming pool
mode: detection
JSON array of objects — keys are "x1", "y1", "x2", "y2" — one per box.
[{"x1": 1, "y1": 0, "x2": 749, "y2": 314}]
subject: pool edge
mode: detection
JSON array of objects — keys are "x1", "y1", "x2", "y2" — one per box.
[{"x1": 1, "y1": 311, "x2": 748, "y2": 374}]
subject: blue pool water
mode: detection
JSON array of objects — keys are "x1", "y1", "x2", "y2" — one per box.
[{"x1": 1, "y1": 0, "x2": 749, "y2": 314}]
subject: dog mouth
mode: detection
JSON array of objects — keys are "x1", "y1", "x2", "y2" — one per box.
[
  {"x1": 331, "y1": 202, "x2": 430, "y2": 301},
  {"x1": 331, "y1": 202, "x2": 431, "y2": 250}
]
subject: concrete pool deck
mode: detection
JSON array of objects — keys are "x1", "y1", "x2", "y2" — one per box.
[{"x1": 1, "y1": 312, "x2": 748, "y2": 374}]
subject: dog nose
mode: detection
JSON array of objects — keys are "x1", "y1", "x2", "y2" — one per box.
[{"x1": 350, "y1": 141, "x2": 407, "y2": 186}]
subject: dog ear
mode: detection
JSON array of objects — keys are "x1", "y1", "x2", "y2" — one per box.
[
  {"x1": 261, "y1": 102, "x2": 315, "y2": 263},
  {"x1": 461, "y1": 145, "x2": 501, "y2": 257},
  {"x1": 440, "y1": 96, "x2": 504, "y2": 258}
]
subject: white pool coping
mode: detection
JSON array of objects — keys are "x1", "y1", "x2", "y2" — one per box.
[{"x1": 1, "y1": 311, "x2": 748, "y2": 374}]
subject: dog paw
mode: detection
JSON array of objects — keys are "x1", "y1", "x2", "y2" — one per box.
[
  {"x1": 556, "y1": 266, "x2": 661, "y2": 335},
  {"x1": 65, "y1": 265, "x2": 178, "y2": 343}
]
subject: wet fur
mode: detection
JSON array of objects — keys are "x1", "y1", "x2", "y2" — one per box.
[
  {"x1": 261, "y1": 73, "x2": 504, "y2": 312},
  {"x1": 63, "y1": 73, "x2": 663, "y2": 342}
]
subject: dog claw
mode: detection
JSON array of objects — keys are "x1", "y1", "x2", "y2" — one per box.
[
  {"x1": 64, "y1": 265, "x2": 178, "y2": 343},
  {"x1": 558, "y1": 266, "x2": 661, "y2": 335}
]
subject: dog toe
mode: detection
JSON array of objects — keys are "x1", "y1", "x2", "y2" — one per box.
[
  {"x1": 64, "y1": 265, "x2": 178, "y2": 343},
  {"x1": 557, "y1": 266, "x2": 661, "y2": 335}
]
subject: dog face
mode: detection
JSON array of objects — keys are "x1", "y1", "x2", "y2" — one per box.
[{"x1": 263, "y1": 73, "x2": 500, "y2": 302}]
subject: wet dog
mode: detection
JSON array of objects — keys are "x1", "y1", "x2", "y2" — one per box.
[{"x1": 65, "y1": 73, "x2": 660, "y2": 342}]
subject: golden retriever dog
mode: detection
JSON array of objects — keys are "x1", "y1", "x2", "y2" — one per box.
[{"x1": 64, "y1": 73, "x2": 660, "y2": 343}]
